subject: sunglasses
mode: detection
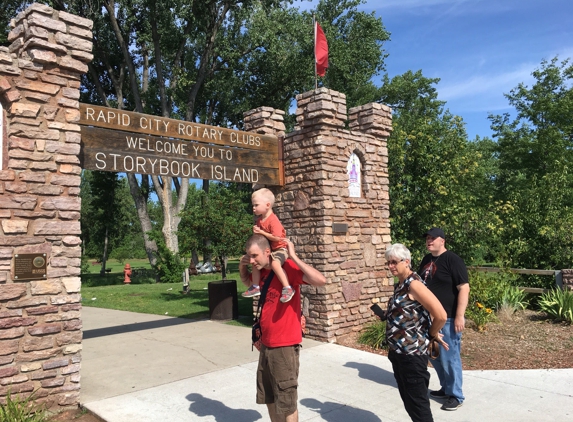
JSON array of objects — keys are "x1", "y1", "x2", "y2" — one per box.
[{"x1": 387, "y1": 259, "x2": 404, "y2": 266}]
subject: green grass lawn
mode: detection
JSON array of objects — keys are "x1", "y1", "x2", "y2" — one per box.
[{"x1": 81, "y1": 258, "x2": 253, "y2": 327}]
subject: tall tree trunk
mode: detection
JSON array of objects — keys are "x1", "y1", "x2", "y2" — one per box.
[
  {"x1": 201, "y1": 179, "x2": 211, "y2": 265},
  {"x1": 100, "y1": 227, "x2": 109, "y2": 275},
  {"x1": 127, "y1": 173, "x2": 158, "y2": 265}
]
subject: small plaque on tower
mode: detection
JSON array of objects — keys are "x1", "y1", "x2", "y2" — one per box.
[{"x1": 13, "y1": 253, "x2": 47, "y2": 281}]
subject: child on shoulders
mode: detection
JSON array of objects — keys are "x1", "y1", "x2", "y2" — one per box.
[{"x1": 242, "y1": 188, "x2": 294, "y2": 303}]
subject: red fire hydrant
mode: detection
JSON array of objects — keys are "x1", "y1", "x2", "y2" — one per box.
[{"x1": 123, "y1": 263, "x2": 132, "y2": 284}]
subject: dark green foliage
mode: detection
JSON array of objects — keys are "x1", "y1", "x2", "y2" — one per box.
[
  {"x1": 0, "y1": 391, "x2": 46, "y2": 422},
  {"x1": 149, "y1": 231, "x2": 186, "y2": 284},
  {"x1": 500, "y1": 285, "x2": 529, "y2": 312},
  {"x1": 489, "y1": 57, "x2": 573, "y2": 272},
  {"x1": 357, "y1": 320, "x2": 388, "y2": 350},
  {"x1": 381, "y1": 70, "x2": 500, "y2": 265},
  {"x1": 538, "y1": 289, "x2": 573, "y2": 323},
  {"x1": 80, "y1": 171, "x2": 146, "y2": 263},
  {"x1": 467, "y1": 270, "x2": 517, "y2": 310},
  {"x1": 178, "y1": 182, "x2": 253, "y2": 275}
]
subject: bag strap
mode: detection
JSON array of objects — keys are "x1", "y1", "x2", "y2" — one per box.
[{"x1": 254, "y1": 270, "x2": 275, "y2": 319}]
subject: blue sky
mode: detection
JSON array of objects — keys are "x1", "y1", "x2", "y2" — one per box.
[{"x1": 305, "y1": 0, "x2": 573, "y2": 140}]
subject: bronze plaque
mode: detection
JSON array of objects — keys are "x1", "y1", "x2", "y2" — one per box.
[
  {"x1": 14, "y1": 253, "x2": 47, "y2": 280},
  {"x1": 332, "y1": 223, "x2": 348, "y2": 234}
]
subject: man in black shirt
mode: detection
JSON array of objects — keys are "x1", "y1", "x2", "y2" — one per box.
[{"x1": 418, "y1": 228, "x2": 469, "y2": 411}]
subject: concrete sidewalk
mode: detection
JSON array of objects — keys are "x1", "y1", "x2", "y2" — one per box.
[{"x1": 80, "y1": 307, "x2": 573, "y2": 422}]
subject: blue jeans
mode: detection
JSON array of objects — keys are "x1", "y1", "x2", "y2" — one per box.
[{"x1": 430, "y1": 318, "x2": 464, "y2": 403}]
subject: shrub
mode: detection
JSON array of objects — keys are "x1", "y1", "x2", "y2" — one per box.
[
  {"x1": 0, "y1": 391, "x2": 46, "y2": 422},
  {"x1": 468, "y1": 269, "x2": 517, "y2": 310},
  {"x1": 80, "y1": 254, "x2": 91, "y2": 275},
  {"x1": 500, "y1": 285, "x2": 529, "y2": 313},
  {"x1": 149, "y1": 233, "x2": 186, "y2": 284},
  {"x1": 538, "y1": 289, "x2": 573, "y2": 323},
  {"x1": 358, "y1": 321, "x2": 388, "y2": 350},
  {"x1": 130, "y1": 268, "x2": 157, "y2": 284}
]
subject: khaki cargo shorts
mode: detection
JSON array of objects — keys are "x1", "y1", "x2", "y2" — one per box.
[{"x1": 256, "y1": 344, "x2": 300, "y2": 414}]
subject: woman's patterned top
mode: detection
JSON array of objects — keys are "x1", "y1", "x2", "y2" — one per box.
[{"x1": 386, "y1": 272, "x2": 432, "y2": 355}]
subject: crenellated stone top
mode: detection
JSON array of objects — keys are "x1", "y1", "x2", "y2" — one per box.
[
  {"x1": 294, "y1": 88, "x2": 347, "y2": 129},
  {"x1": 348, "y1": 102, "x2": 393, "y2": 137},
  {"x1": 244, "y1": 106, "x2": 286, "y2": 137},
  {"x1": 5, "y1": 2, "x2": 93, "y2": 76}
]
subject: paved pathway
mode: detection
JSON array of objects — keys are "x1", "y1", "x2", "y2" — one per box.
[{"x1": 81, "y1": 307, "x2": 573, "y2": 421}]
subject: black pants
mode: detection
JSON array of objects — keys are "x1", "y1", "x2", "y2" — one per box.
[{"x1": 388, "y1": 350, "x2": 433, "y2": 422}]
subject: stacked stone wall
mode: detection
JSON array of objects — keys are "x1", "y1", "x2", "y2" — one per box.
[
  {"x1": 245, "y1": 88, "x2": 393, "y2": 343},
  {"x1": 0, "y1": 4, "x2": 92, "y2": 409}
]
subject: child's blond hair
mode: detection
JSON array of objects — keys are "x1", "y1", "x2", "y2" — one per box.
[{"x1": 252, "y1": 188, "x2": 275, "y2": 207}]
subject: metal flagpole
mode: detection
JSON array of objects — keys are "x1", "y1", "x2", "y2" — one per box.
[{"x1": 313, "y1": 14, "x2": 317, "y2": 90}]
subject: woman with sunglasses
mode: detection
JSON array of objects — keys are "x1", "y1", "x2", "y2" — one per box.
[{"x1": 384, "y1": 243, "x2": 449, "y2": 422}]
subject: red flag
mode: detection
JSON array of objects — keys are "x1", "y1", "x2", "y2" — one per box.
[{"x1": 315, "y1": 21, "x2": 328, "y2": 77}]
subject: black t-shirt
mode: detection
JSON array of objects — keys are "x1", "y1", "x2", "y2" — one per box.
[{"x1": 418, "y1": 250, "x2": 468, "y2": 318}]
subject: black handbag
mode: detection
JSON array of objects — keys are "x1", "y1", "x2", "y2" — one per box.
[{"x1": 252, "y1": 270, "x2": 275, "y2": 351}]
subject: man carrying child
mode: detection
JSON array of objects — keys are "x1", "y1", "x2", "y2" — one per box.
[{"x1": 240, "y1": 234, "x2": 326, "y2": 422}]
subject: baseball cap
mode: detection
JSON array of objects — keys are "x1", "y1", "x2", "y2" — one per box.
[{"x1": 422, "y1": 227, "x2": 445, "y2": 239}]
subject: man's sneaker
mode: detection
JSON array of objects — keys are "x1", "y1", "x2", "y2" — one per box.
[
  {"x1": 280, "y1": 286, "x2": 295, "y2": 303},
  {"x1": 441, "y1": 397, "x2": 463, "y2": 411},
  {"x1": 242, "y1": 285, "x2": 260, "y2": 298},
  {"x1": 429, "y1": 389, "x2": 447, "y2": 400}
]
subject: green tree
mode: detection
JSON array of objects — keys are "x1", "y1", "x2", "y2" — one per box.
[
  {"x1": 380, "y1": 70, "x2": 499, "y2": 264},
  {"x1": 179, "y1": 183, "x2": 253, "y2": 278},
  {"x1": 489, "y1": 57, "x2": 573, "y2": 273},
  {"x1": 80, "y1": 171, "x2": 145, "y2": 270}
]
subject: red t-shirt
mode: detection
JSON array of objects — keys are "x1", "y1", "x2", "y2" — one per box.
[
  {"x1": 259, "y1": 259, "x2": 305, "y2": 347},
  {"x1": 256, "y1": 213, "x2": 287, "y2": 250}
]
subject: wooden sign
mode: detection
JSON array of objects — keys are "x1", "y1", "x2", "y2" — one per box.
[
  {"x1": 79, "y1": 104, "x2": 283, "y2": 185},
  {"x1": 13, "y1": 253, "x2": 47, "y2": 280}
]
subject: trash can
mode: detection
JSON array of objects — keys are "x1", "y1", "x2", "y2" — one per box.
[{"x1": 208, "y1": 280, "x2": 238, "y2": 320}]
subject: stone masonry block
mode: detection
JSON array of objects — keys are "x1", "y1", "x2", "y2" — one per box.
[
  {"x1": 57, "y1": 56, "x2": 87, "y2": 74},
  {"x1": 1, "y1": 220, "x2": 29, "y2": 234},
  {"x1": 61, "y1": 277, "x2": 80, "y2": 293},
  {"x1": 22, "y1": 37, "x2": 67, "y2": 55},
  {"x1": 0, "y1": 195, "x2": 37, "y2": 210},
  {"x1": 25, "y1": 25, "x2": 50, "y2": 40},
  {"x1": 0, "y1": 64, "x2": 21, "y2": 76},
  {"x1": 0, "y1": 284, "x2": 27, "y2": 301},
  {"x1": 58, "y1": 10, "x2": 93, "y2": 29},
  {"x1": 30, "y1": 280, "x2": 62, "y2": 295},
  {"x1": 67, "y1": 25, "x2": 92, "y2": 40},
  {"x1": 0, "y1": 52, "x2": 13, "y2": 66},
  {"x1": 69, "y1": 50, "x2": 94, "y2": 63},
  {"x1": 54, "y1": 33, "x2": 92, "y2": 52},
  {"x1": 6, "y1": 87, "x2": 22, "y2": 102},
  {"x1": 10, "y1": 102, "x2": 41, "y2": 118},
  {"x1": 28, "y1": 49, "x2": 57, "y2": 64},
  {"x1": 27, "y1": 14, "x2": 67, "y2": 33}
]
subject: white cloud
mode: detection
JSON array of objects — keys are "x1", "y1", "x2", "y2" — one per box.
[
  {"x1": 376, "y1": 0, "x2": 468, "y2": 9},
  {"x1": 439, "y1": 65, "x2": 534, "y2": 102}
]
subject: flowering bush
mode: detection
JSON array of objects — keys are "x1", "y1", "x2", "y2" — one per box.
[{"x1": 467, "y1": 301, "x2": 496, "y2": 331}]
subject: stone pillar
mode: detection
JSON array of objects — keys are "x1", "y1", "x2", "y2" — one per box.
[
  {"x1": 246, "y1": 88, "x2": 393, "y2": 343},
  {"x1": 0, "y1": 4, "x2": 92, "y2": 409}
]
